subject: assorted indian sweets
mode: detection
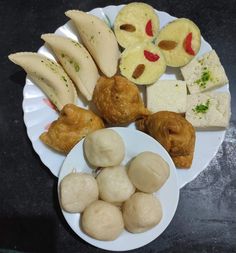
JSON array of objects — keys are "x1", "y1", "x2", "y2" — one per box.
[
  {"x1": 8, "y1": 1, "x2": 231, "y2": 243},
  {"x1": 60, "y1": 129, "x2": 170, "y2": 240},
  {"x1": 9, "y1": 2, "x2": 230, "y2": 168},
  {"x1": 8, "y1": 2, "x2": 230, "y2": 168}
]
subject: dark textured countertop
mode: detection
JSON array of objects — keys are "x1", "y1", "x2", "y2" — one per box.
[{"x1": 0, "y1": 0, "x2": 235, "y2": 252}]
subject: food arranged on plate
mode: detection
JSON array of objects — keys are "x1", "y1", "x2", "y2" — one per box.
[
  {"x1": 8, "y1": 2, "x2": 230, "y2": 169},
  {"x1": 8, "y1": 1, "x2": 231, "y2": 247},
  {"x1": 8, "y1": 2, "x2": 231, "y2": 170},
  {"x1": 59, "y1": 129, "x2": 170, "y2": 240}
]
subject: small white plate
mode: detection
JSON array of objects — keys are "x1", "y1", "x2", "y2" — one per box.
[
  {"x1": 58, "y1": 127, "x2": 179, "y2": 251},
  {"x1": 22, "y1": 5, "x2": 229, "y2": 188}
]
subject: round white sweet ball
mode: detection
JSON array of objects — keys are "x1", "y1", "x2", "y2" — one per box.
[
  {"x1": 84, "y1": 129, "x2": 125, "y2": 167},
  {"x1": 128, "y1": 151, "x2": 170, "y2": 193},
  {"x1": 96, "y1": 166, "x2": 135, "y2": 204},
  {"x1": 60, "y1": 172, "x2": 98, "y2": 213},
  {"x1": 122, "y1": 192, "x2": 162, "y2": 233},
  {"x1": 81, "y1": 200, "x2": 124, "y2": 241}
]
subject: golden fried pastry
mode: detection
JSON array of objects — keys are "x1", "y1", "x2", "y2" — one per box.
[
  {"x1": 40, "y1": 104, "x2": 104, "y2": 153},
  {"x1": 137, "y1": 111, "x2": 195, "y2": 168},
  {"x1": 172, "y1": 153, "x2": 194, "y2": 168},
  {"x1": 92, "y1": 75, "x2": 149, "y2": 124}
]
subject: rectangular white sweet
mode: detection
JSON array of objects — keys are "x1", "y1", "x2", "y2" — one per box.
[
  {"x1": 147, "y1": 80, "x2": 187, "y2": 113},
  {"x1": 186, "y1": 92, "x2": 231, "y2": 128},
  {"x1": 181, "y1": 50, "x2": 228, "y2": 94}
]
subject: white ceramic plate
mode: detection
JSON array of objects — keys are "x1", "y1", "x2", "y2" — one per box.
[
  {"x1": 22, "y1": 5, "x2": 229, "y2": 188},
  {"x1": 58, "y1": 127, "x2": 179, "y2": 251}
]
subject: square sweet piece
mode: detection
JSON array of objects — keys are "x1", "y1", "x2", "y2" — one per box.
[
  {"x1": 147, "y1": 80, "x2": 187, "y2": 113},
  {"x1": 181, "y1": 50, "x2": 228, "y2": 94},
  {"x1": 186, "y1": 92, "x2": 231, "y2": 128}
]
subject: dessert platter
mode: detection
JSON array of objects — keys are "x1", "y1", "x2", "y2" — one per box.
[
  {"x1": 19, "y1": 4, "x2": 230, "y2": 188},
  {"x1": 9, "y1": 2, "x2": 230, "y2": 250}
]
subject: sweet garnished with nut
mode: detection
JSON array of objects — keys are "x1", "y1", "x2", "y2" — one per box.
[
  {"x1": 120, "y1": 24, "x2": 136, "y2": 32},
  {"x1": 158, "y1": 40, "x2": 177, "y2": 50},
  {"x1": 132, "y1": 64, "x2": 145, "y2": 79}
]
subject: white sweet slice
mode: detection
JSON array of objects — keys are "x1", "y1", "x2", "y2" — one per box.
[
  {"x1": 147, "y1": 80, "x2": 187, "y2": 113},
  {"x1": 186, "y1": 92, "x2": 231, "y2": 129},
  {"x1": 181, "y1": 50, "x2": 229, "y2": 94},
  {"x1": 8, "y1": 52, "x2": 77, "y2": 111},
  {"x1": 41, "y1": 34, "x2": 99, "y2": 101},
  {"x1": 65, "y1": 10, "x2": 120, "y2": 77}
]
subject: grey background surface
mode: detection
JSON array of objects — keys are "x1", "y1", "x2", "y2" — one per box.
[{"x1": 0, "y1": 0, "x2": 235, "y2": 252}]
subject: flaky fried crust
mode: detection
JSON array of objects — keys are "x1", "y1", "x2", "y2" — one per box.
[
  {"x1": 40, "y1": 104, "x2": 104, "y2": 154},
  {"x1": 92, "y1": 75, "x2": 149, "y2": 124},
  {"x1": 172, "y1": 153, "x2": 194, "y2": 169},
  {"x1": 137, "y1": 111, "x2": 195, "y2": 168}
]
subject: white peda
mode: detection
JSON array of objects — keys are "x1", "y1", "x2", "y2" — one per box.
[
  {"x1": 122, "y1": 192, "x2": 162, "y2": 233},
  {"x1": 128, "y1": 151, "x2": 170, "y2": 193},
  {"x1": 81, "y1": 200, "x2": 124, "y2": 241},
  {"x1": 60, "y1": 172, "x2": 98, "y2": 213},
  {"x1": 96, "y1": 166, "x2": 135, "y2": 204},
  {"x1": 84, "y1": 129, "x2": 125, "y2": 167}
]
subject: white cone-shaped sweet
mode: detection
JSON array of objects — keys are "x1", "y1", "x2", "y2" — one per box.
[
  {"x1": 41, "y1": 34, "x2": 99, "y2": 101},
  {"x1": 65, "y1": 10, "x2": 120, "y2": 77},
  {"x1": 9, "y1": 52, "x2": 77, "y2": 110}
]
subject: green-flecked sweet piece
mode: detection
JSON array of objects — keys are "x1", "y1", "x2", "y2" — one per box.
[
  {"x1": 41, "y1": 34, "x2": 99, "y2": 101},
  {"x1": 8, "y1": 52, "x2": 77, "y2": 110},
  {"x1": 65, "y1": 10, "x2": 120, "y2": 77},
  {"x1": 181, "y1": 50, "x2": 229, "y2": 94}
]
